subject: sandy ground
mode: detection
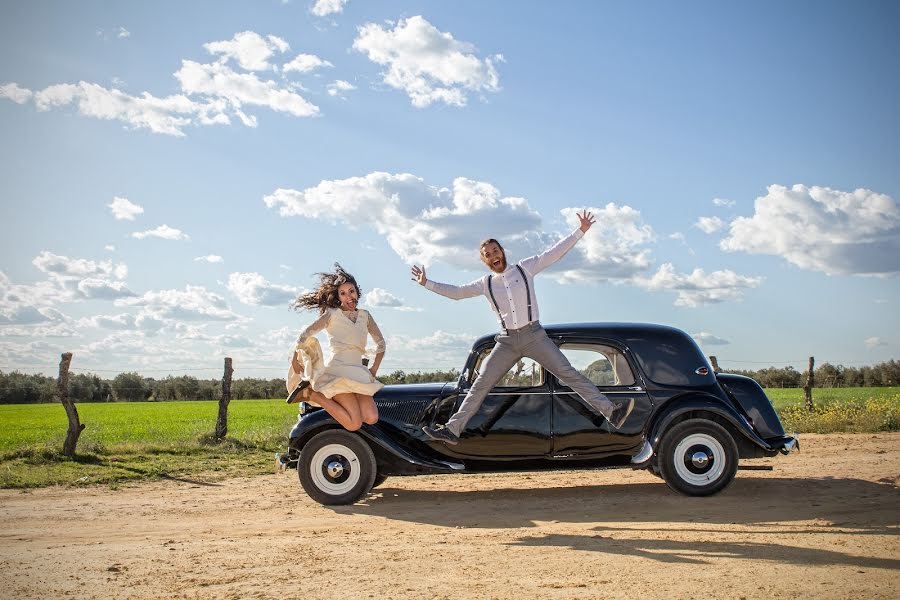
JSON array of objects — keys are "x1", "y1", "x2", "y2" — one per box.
[{"x1": 1, "y1": 433, "x2": 898, "y2": 600}]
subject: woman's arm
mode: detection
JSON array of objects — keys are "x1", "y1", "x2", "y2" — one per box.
[
  {"x1": 296, "y1": 310, "x2": 331, "y2": 347},
  {"x1": 366, "y1": 312, "x2": 386, "y2": 377}
]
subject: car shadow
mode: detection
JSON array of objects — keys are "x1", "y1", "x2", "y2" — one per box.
[
  {"x1": 507, "y1": 528, "x2": 900, "y2": 570},
  {"x1": 338, "y1": 476, "x2": 899, "y2": 534}
]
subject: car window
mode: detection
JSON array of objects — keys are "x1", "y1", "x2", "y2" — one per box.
[
  {"x1": 472, "y1": 347, "x2": 544, "y2": 387},
  {"x1": 558, "y1": 343, "x2": 636, "y2": 387}
]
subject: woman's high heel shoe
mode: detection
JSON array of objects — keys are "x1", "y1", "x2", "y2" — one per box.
[{"x1": 286, "y1": 380, "x2": 312, "y2": 404}]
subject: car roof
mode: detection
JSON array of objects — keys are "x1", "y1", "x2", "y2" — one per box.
[{"x1": 472, "y1": 322, "x2": 689, "y2": 347}]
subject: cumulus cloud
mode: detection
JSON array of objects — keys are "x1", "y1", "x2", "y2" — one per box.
[
  {"x1": 104, "y1": 245, "x2": 116, "y2": 252},
  {"x1": 204, "y1": 31, "x2": 289, "y2": 71},
  {"x1": 117, "y1": 27, "x2": 131, "y2": 39},
  {"x1": 131, "y1": 224, "x2": 189, "y2": 240},
  {"x1": 264, "y1": 172, "x2": 542, "y2": 270},
  {"x1": 327, "y1": 79, "x2": 355, "y2": 98},
  {"x1": 0, "y1": 305, "x2": 64, "y2": 325},
  {"x1": 352, "y1": 15, "x2": 502, "y2": 107},
  {"x1": 227, "y1": 272, "x2": 298, "y2": 306},
  {"x1": 265, "y1": 173, "x2": 657, "y2": 283},
  {"x1": 713, "y1": 197, "x2": 735, "y2": 208},
  {"x1": 195, "y1": 254, "x2": 223, "y2": 263},
  {"x1": 33, "y1": 251, "x2": 128, "y2": 280},
  {"x1": 692, "y1": 332, "x2": 730, "y2": 346},
  {"x1": 694, "y1": 216, "x2": 725, "y2": 234},
  {"x1": 864, "y1": 337, "x2": 887, "y2": 350},
  {"x1": 116, "y1": 285, "x2": 240, "y2": 321},
  {"x1": 721, "y1": 184, "x2": 900, "y2": 276},
  {"x1": 0, "y1": 83, "x2": 33, "y2": 104},
  {"x1": 283, "y1": 53, "x2": 333, "y2": 73},
  {"x1": 364, "y1": 288, "x2": 403, "y2": 308},
  {"x1": 78, "y1": 313, "x2": 137, "y2": 330},
  {"x1": 1, "y1": 31, "x2": 323, "y2": 136},
  {"x1": 311, "y1": 0, "x2": 349, "y2": 16},
  {"x1": 108, "y1": 196, "x2": 144, "y2": 220},
  {"x1": 632, "y1": 263, "x2": 763, "y2": 307}
]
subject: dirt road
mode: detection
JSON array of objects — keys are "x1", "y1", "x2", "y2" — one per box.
[{"x1": 2, "y1": 433, "x2": 898, "y2": 599}]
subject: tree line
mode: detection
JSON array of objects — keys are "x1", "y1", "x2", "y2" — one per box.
[{"x1": 0, "y1": 361, "x2": 896, "y2": 404}]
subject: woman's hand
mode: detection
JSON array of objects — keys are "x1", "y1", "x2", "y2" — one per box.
[{"x1": 411, "y1": 264, "x2": 427, "y2": 286}]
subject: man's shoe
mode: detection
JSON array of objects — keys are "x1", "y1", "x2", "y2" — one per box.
[
  {"x1": 607, "y1": 398, "x2": 635, "y2": 430},
  {"x1": 422, "y1": 425, "x2": 459, "y2": 445}
]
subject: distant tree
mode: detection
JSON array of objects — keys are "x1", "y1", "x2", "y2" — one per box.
[{"x1": 112, "y1": 372, "x2": 147, "y2": 402}]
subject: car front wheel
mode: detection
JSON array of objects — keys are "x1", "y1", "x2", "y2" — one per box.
[
  {"x1": 658, "y1": 419, "x2": 738, "y2": 496},
  {"x1": 298, "y1": 430, "x2": 377, "y2": 505}
]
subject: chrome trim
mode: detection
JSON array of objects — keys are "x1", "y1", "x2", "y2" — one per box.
[
  {"x1": 556, "y1": 390, "x2": 647, "y2": 396},
  {"x1": 435, "y1": 460, "x2": 465, "y2": 471},
  {"x1": 780, "y1": 436, "x2": 799, "y2": 454},
  {"x1": 630, "y1": 440, "x2": 654, "y2": 464},
  {"x1": 326, "y1": 460, "x2": 344, "y2": 478}
]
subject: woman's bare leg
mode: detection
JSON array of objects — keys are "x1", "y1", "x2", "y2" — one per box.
[
  {"x1": 356, "y1": 394, "x2": 379, "y2": 424},
  {"x1": 330, "y1": 393, "x2": 364, "y2": 431},
  {"x1": 309, "y1": 391, "x2": 358, "y2": 430}
]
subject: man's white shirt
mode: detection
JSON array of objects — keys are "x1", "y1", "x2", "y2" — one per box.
[{"x1": 423, "y1": 228, "x2": 585, "y2": 330}]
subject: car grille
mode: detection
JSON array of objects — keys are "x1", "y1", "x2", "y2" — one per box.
[{"x1": 376, "y1": 399, "x2": 427, "y2": 425}]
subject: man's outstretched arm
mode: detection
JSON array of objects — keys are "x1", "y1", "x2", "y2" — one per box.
[
  {"x1": 411, "y1": 264, "x2": 483, "y2": 300},
  {"x1": 523, "y1": 209, "x2": 596, "y2": 275}
]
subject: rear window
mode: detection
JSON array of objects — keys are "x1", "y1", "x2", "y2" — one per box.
[{"x1": 626, "y1": 329, "x2": 713, "y2": 386}]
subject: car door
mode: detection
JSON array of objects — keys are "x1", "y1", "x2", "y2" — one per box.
[
  {"x1": 550, "y1": 340, "x2": 650, "y2": 456},
  {"x1": 448, "y1": 344, "x2": 553, "y2": 458}
]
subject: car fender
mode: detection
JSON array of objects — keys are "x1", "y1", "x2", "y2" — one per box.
[
  {"x1": 289, "y1": 410, "x2": 463, "y2": 474},
  {"x1": 646, "y1": 394, "x2": 772, "y2": 453}
]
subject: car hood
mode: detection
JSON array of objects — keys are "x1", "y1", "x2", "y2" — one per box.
[{"x1": 375, "y1": 381, "x2": 454, "y2": 400}]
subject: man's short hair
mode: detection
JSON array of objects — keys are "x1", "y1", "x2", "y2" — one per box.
[{"x1": 480, "y1": 238, "x2": 504, "y2": 254}]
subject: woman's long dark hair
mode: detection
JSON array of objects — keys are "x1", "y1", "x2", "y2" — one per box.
[{"x1": 292, "y1": 263, "x2": 362, "y2": 314}]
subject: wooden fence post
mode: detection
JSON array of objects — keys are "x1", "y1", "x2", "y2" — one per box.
[
  {"x1": 709, "y1": 355, "x2": 720, "y2": 373},
  {"x1": 803, "y1": 356, "x2": 815, "y2": 412},
  {"x1": 58, "y1": 352, "x2": 85, "y2": 457},
  {"x1": 215, "y1": 357, "x2": 233, "y2": 440}
]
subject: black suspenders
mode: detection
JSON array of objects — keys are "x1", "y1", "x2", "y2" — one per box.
[{"x1": 486, "y1": 264, "x2": 533, "y2": 331}]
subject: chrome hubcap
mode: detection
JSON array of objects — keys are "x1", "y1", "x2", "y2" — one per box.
[
  {"x1": 690, "y1": 451, "x2": 710, "y2": 468},
  {"x1": 326, "y1": 460, "x2": 344, "y2": 478}
]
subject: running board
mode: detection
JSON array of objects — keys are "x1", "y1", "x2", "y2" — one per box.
[{"x1": 737, "y1": 465, "x2": 773, "y2": 471}]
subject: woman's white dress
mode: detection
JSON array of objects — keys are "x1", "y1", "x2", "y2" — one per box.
[{"x1": 289, "y1": 308, "x2": 385, "y2": 400}]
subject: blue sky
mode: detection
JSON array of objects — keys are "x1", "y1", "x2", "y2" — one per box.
[{"x1": 1, "y1": 0, "x2": 898, "y2": 380}]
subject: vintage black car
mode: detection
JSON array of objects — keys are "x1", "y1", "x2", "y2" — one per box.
[{"x1": 282, "y1": 322, "x2": 798, "y2": 505}]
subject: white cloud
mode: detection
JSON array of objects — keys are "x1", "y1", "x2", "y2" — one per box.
[
  {"x1": 204, "y1": 31, "x2": 289, "y2": 72},
  {"x1": 632, "y1": 263, "x2": 763, "y2": 307},
  {"x1": 78, "y1": 313, "x2": 137, "y2": 330},
  {"x1": 195, "y1": 254, "x2": 224, "y2": 263},
  {"x1": 327, "y1": 79, "x2": 356, "y2": 97},
  {"x1": 713, "y1": 197, "x2": 735, "y2": 208},
  {"x1": 864, "y1": 337, "x2": 887, "y2": 350},
  {"x1": 104, "y1": 245, "x2": 116, "y2": 252},
  {"x1": 669, "y1": 232, "x2": 686, "y2": 242},
  {"x1": 352, "y1": 15, "x2": 502, "y2": 107},
  {"x1": 116, "y1": 285, "x2": 240, "y2": 321},
  {"x1": 264, "y1": 172, "x2": 543, "y2": 270},
  {"x1": 0, "y1": 323, "x2": 77, "y2": 337},
  {"x1": 694, "y1": 216, "x2": 725, "y2": 234},
  {"x1": 117, "y1": 27, "x2": 131, "y2": 39},
  {"x1": 108, "y1": 196, "x2": 144, "y2": 220},
  {"x1": 311, "y1": 0, "x2": 349, "y2": 17},
  {"x1": 692, "y1": 332, "x2": 730, "y2": 346},
  {"x1": 0, "y1": 83, "x2": 33, "y2": 104},
  {"x1": 0, "y1": 305, "x2": 63, "y2": 325},
  {"x1": 364, "y1": 288, "x2": 403, "y2": 308},
  {"x1": 175, "y1": 60, "x2": 319, "y2": 119},
  {"x1": 1, "y1": 31, "x2": 322, "y2": 137},
  {"x1": 264, "y1": 173, "x2": 656, "y2": 283},
  {"x1": 721, "y1": 184, "x2": 900, "y2": 276},
  {"x1": 227, "y1": 272, "x2": 299, "y2": 306},
  {"x1": 283, "y1": 53, "x2": 333, "y2": 73},
  {"x1": 552, "y1": 206, "x2": 655, "y2": 282},
  {"x1": 32, "y1": 251, "x2": 128, "y2": 280},
  {"x1": 131, "y1": 224, "x2": 189, "y2": 240}
]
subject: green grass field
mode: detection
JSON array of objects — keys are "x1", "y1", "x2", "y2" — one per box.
[{"x1": 1, "y1": 388, "x2": 897, "y2": 489}]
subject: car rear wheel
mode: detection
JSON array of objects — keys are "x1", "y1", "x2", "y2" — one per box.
[
  {"x1": 658, "y1": 419, "x2": 738, "y2": 496},
  {"x1": 372, "y1": 474, "x2": 388, "y2": 489},
  {"x1": 298, "y1": 430, "x2": 377, "y2": 505}
]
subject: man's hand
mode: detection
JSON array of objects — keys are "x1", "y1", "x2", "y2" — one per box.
[
  {"x1": 411, "y1": 265, "x2": 427, "y2": 286},
  {"x1": 578, "y1": 209, "x2": 596, "y2": 233}
]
